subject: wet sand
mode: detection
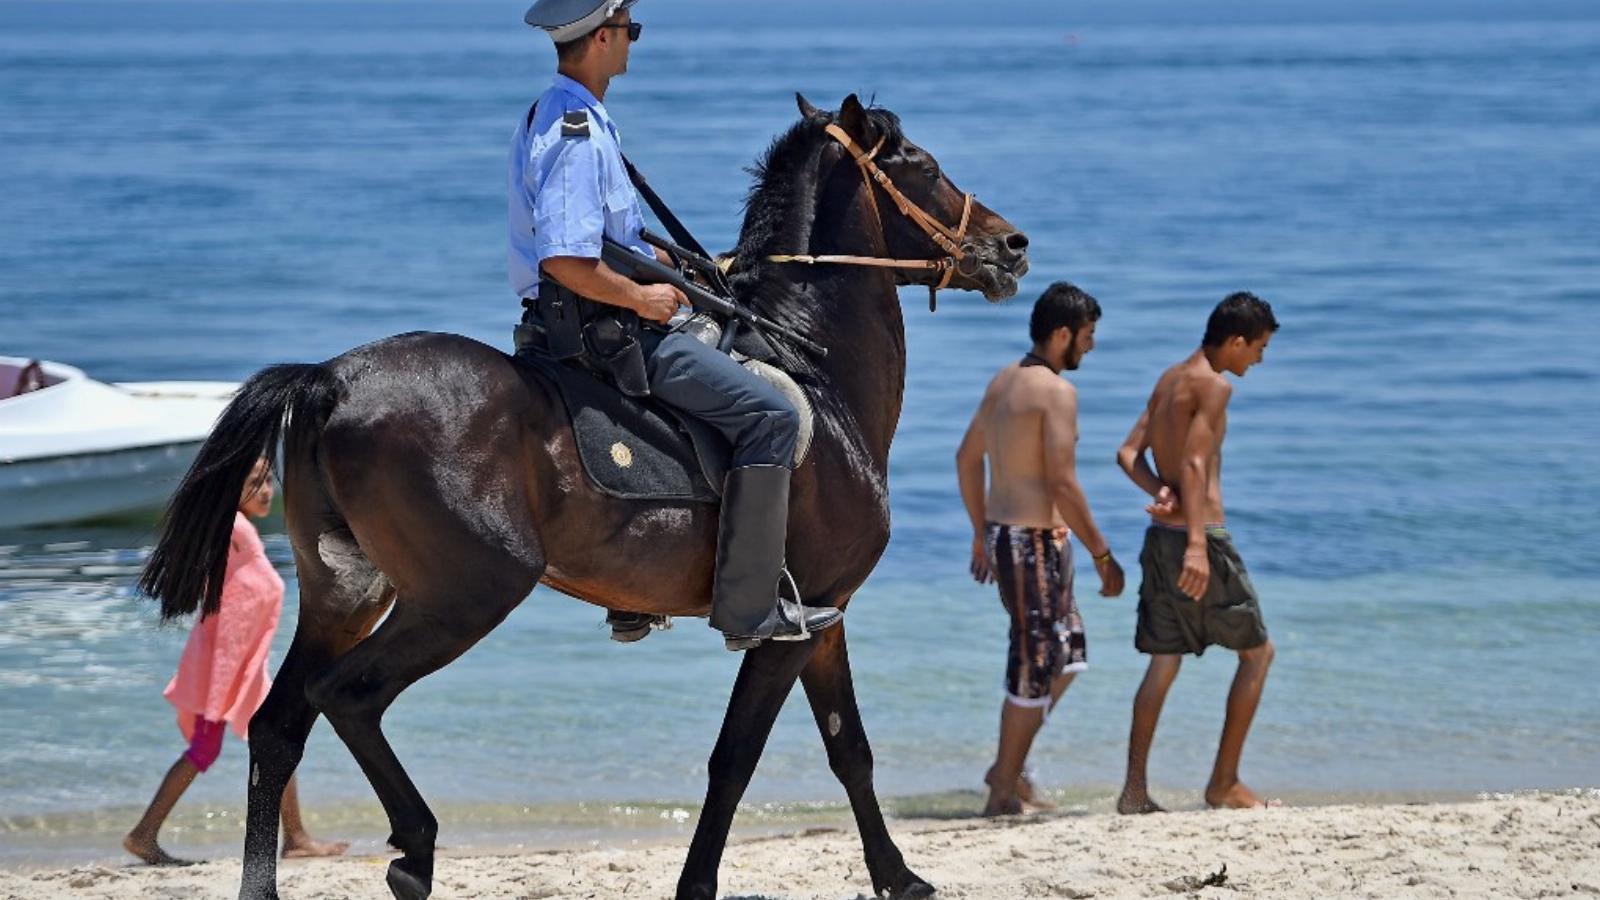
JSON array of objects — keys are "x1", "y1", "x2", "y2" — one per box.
[{"x1": 4, "y1": 791, "x2": 1596, "y2": 899}]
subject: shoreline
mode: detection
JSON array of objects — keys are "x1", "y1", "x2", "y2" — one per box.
[
  {"x1": 3, "y1": 791, "x2": 1596, "y2": 898},
  {"x1": 0, "y1": 783, "x2": 1540, "y2": 871}
]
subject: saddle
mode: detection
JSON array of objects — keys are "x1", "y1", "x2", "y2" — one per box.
[{"x1": 515, "y1": 335, "x2": 814, "y2": 503}]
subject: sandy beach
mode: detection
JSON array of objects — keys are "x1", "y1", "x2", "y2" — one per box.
[{"x1": 6, "y1": 791, "x2": 1596, "y2": 900}]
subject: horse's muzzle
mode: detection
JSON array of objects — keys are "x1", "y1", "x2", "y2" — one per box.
[{"x1": 961, "y1": 231, "x2": 1029, "y2": 301}]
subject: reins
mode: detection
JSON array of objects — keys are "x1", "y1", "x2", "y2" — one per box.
[{"x1": 767, "y1": 123, "x2": 977, "y2": 311}]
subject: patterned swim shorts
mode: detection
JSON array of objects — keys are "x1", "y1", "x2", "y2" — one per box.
[{"x1": 985, "y1": 522, "x2": 1088, "y2": 706}]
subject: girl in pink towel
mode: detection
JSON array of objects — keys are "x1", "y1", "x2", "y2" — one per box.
[{"x1": 125, "y1": 458, "x2": 348, "y2": 865}]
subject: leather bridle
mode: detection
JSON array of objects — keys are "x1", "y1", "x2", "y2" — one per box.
[{"x1": 767, "y1": 123, "x2": 979, "y2": 311}]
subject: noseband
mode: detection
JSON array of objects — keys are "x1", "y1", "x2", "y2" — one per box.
[{"x1": 768, "y1": 123, "x2": 977, "y2": 311}]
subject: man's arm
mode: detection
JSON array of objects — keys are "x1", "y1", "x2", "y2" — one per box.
[
  {"x1": 956, "y1": 392, "x2": 992, "y2": 583},
  {"x1": 1116, "y1": 403, "x2": 1169, "y2": 500},
  {"x1": 541, "y1": 256, "x2": 684, "y2": 324},
  {"x1": 1176, "y1": 378, "x2": 1231, "y2": 599},
  {"x1": 1043, "y1": 383, "x2": 1124, "y2": 596},
  {"x1": 530, "y1": 131, "x2": 685, "y2": 323}
]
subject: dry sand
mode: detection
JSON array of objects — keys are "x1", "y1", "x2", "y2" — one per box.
[{"x1": 5, "y1": 792, "x2": 1597, "y2": 899}]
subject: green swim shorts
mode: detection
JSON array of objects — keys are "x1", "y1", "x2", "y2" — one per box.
[{"x1": 1135, "y1": 524, "x2": 1268, "y2": 656}]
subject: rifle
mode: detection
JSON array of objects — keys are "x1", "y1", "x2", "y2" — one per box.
[
  {"x1": 638, "y1": 227, "x2": 735, "y2": 297},
  {"x1": 601, "y1": 238, "x2": 828, "y2": 358}
]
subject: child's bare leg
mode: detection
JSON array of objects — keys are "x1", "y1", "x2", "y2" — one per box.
[
  {"x1": 124, "y1": 757, "x2": 200, "y2": 865},
  {"x1": 279, "y1": 775, "x2": 350, "y2": 858},
  {"x1": 1118, "y1": 655, "x2": 1181, "y2": 814},
  {"x1": 1206, "y1": 640, "x2": 1275, "y2": 809}
]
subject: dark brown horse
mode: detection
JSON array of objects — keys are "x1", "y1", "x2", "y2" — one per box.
[{"x1": 141, "y1": 94, "x2": 1028, "y2": 900}]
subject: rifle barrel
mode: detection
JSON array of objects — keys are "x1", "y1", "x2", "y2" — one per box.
[{"x1": 601, "y1": 240, "x2": 827, "y2": 357}]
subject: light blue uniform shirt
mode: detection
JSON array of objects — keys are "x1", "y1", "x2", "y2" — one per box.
[{"x1": 507, "y1": 75, "x2": 652, "y2": 298}]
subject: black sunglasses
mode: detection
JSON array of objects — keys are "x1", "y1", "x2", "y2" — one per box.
[{"x1": 600, "y1": 21, "x2": 642, "y2": 41}]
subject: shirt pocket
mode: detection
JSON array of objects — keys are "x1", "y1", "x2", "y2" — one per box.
[
  {"x1": 600, "y1": 151, "x2": 639, "y2": 230},
  {"x1": 602, "y1": 181, "x2": 638, "y2": 233}
]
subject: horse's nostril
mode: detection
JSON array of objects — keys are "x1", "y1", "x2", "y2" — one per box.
[{"x1": 1004, "y1": 231, "x2": 1029, "y2": 252}]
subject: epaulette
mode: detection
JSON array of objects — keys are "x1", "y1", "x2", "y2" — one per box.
[{"x1": 561, "y1": 110, "x2": 591, "y2": 138}]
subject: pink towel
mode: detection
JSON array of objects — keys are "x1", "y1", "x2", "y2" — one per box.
[{"x1": 163, "y1": 512, "x2": 284, "y2": 741}]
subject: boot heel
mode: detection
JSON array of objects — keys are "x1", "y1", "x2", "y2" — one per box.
[{"x1": 725, "y1": 635, "x2": 763, "y2": 651}]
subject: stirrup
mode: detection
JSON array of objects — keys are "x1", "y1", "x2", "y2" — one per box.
[{"x1": 722, "y1": 569, "x2": 841, "y2": 651}]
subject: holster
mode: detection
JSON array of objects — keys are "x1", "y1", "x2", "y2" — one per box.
[
  {"x1": 529, "y1": 277, "x2": 650, "y2": 398},
  {"x1": 538, "y1": 278, "x2": 587, "y2": 361},
  {"x1": 584, "y1": 312, "x2": 650, "y2": 397}
]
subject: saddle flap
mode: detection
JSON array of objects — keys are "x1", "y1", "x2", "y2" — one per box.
[
  {"x1": 522, "y1": 354, "x2": 718, "y2": 503},
  {"x1": 518, "y1": 354, "x2": 814, "y2": 504}
]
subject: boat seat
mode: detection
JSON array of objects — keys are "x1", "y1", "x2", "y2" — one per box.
[{"x1": 9, "y1": 360, "x2": 46, "y2": 399}]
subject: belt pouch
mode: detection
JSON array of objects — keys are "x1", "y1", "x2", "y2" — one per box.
[
  {"x1": 539, "y1": 278, "x2": 587, "y2": 361},
  {"x1": 586, "y1": 315, "x2": 651, "y2": 398}
]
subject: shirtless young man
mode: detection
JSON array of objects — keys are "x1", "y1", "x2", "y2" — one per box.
[
  {"x1": 956, "y1": 282, "x2": 1125, "y2": 817},
  {"x1": 1114, "y1": 292, "x2": 1279, "y2": 813}
]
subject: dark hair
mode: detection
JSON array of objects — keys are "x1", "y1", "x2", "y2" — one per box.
[
  {"x1": 1029, "y1": 281, "x2": 1102, "y2": 345},
  {"x1": 554, "y1": 35, "x2": 591, "y2": 63},
  {"x1": 556, "y1": 9, "x2": 627, "y2": 64},
  {"x1": 1202, "y1": 291, "x2": 1279, "y2": 347}
]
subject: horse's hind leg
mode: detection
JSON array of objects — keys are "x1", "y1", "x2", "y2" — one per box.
[
  {"x1": 239, "y1": 546, "x2": 392, "y2": 900},
  {"x1": 676, "y1": 639, "x2": 818, "y2": 900},
  {"x1": 306, "y1": 566, "x2": 535, "y2": 900},
  {"x1": 800, "y1": 623, "x2": 934, "y2": 899}
]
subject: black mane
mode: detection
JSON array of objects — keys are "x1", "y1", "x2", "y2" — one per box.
[
  {"x1": 732, "y1": 106, "x2": 905, "y2": 274},
  {"x1": 728, "y1": 106, "x2": 906, "y2": 378}
]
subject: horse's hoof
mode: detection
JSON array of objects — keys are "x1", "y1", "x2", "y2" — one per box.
[
  {"x1": 386, "y1": 858, "x2": 432, "y2": 900},
  {"x1": 879, "y1": 871, "x2": 937, "y2": 899}
]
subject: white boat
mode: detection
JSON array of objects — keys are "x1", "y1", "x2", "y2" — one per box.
[{"x1": 0, "y1": 356, "x2": 238, "y2": 529}]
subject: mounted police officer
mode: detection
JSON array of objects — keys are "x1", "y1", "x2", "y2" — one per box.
[{"x1": 510, "y1": 0, "x2": 843, "y2": 650}]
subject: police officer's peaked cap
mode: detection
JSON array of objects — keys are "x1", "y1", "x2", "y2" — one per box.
[{"x1": 524, "y1": 0, "x2": 639, "y2": 43}]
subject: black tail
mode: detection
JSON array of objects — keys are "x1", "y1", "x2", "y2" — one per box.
[{"x1": 139, "y1": 363, "x2": 334, "y2": 621}]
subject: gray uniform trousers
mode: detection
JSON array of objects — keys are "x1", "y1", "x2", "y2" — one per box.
[{"x1": 644, "y1": 330, "x2": 799, "y2": 470}]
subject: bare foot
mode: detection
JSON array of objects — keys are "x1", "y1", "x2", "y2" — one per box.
[
  {"x1": 123, "y1": 833, "x2": 195, "y2": 866},
  {"x1": 981, "y1": 792, "x2": 1025, "y2": 818},
  {"x1": 1015, "y1": 772, "x2": 1057, "y2": 813},
  {"x1": 986, "y1": 765, "x2": 1057, "y2": 814},
  {"x1": 1205, "y1": 780, "x2": 1277, "y2": 809},
  {"x1": 1116, "y1": 790, "x2": 1166, "y2": 815},
  {"x1": 282, "y1": 838, "x2": 351, "y2": 859}
]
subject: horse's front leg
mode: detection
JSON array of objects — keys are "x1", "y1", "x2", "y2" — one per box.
[
  {"x1": 676, "y1": 639, "x2": 817, "y2": 900},
  {"x1": 801, "y1": 624, "x2": 934, "y2": 899}
]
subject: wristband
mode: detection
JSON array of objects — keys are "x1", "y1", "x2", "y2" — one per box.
[{"x1": 1092, "y1": 549, "x2": 1113, "y2": 564}]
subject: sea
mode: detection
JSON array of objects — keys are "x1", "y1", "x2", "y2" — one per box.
[{"x1": 1, "y1": 1, "x2": 1597, "y2": 868}]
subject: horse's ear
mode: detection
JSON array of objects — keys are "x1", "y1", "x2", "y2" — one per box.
[
  {"x1": 796, "y1": 92, "x2": 822, "y2": 120},
  {"x1": 838, "y1": 93, "x2": 874, "y2": 145}
]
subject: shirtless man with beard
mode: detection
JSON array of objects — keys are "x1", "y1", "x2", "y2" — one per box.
[{"x1": 957, "y1": 281, "x2": 1125, "y2": 817}]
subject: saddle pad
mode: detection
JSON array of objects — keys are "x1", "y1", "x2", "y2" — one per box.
[{"x1": 520, "y1": 355, "x2": 814, "y2": 504}]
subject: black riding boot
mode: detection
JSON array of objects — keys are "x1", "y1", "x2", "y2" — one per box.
[
  {"x1": 605, "y1": 610, "x2": 668, "y2": 642},
  {"x1": 711, "y1": 465, "x2": 842, "y2": 651}
]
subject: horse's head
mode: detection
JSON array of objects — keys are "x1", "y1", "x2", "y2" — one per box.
[{"x1": 800, "y1": 93, "x2": 1030, "y2": 302}]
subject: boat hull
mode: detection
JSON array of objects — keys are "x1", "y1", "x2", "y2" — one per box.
[{"x1": 0, "y1": 441, "x2": 203, "y2": 529}]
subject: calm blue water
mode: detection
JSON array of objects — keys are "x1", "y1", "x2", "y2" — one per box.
[{"x1": 2, "y1": 2, "x2": 1598, "y2": 866}]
